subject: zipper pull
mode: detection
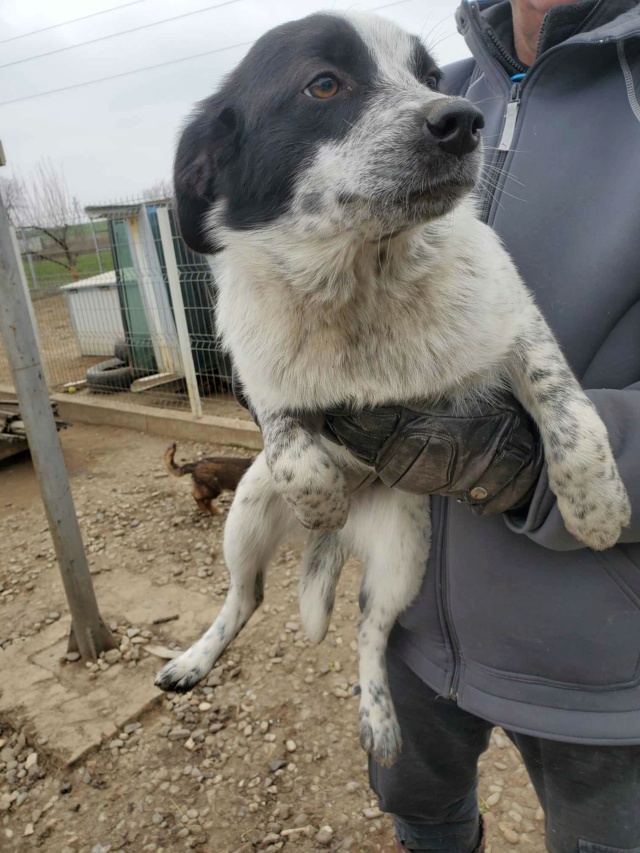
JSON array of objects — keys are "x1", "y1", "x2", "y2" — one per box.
[{"x1": 498, "y1": 82, "x2": 522, "y2": 152}]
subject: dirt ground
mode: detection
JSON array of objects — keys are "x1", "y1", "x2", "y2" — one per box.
[
  {"x1": 0, "y1": 423, "x2": 545, "y2": 853},
  {"x1": 0, "y1": 292, "x2": 100, "y2": 392}
]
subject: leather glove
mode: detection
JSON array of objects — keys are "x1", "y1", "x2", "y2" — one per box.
[
  {"x1": 322, "y1": 396, "x2": 544, "y2": 515},
  {"x1": 230, "y1": 362, "x2": 542, "y2": 515}
]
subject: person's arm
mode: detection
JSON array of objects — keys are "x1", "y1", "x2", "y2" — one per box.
[
  {"x1": 506, "y1": 383, "x2": 640, "y2": 550},
  {"x1": 231, "y1": 361, "x2": 639, "y2": 549},
  {"x1": 322, "y1": 385, "x2": 639, "y2": 551},
  {"x1": 231, "y1": 360, "x2": 544, "y2": 514}
]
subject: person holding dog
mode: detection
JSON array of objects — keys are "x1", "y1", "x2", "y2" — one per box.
[{"x1": 314, "y1": 0, "x2": 640, "y2": 851}]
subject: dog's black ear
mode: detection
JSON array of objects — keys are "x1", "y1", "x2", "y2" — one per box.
[{"x1": 173, "y1": 103, "x2": 238, "y2": 255}]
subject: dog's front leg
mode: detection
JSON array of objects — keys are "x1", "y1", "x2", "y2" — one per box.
[
  {"x1": 508, "y1": 310, "x2": 631, "y2": 550},
  {"x1": 260, "y1": 411, "x2": 350, "y2": 531}
]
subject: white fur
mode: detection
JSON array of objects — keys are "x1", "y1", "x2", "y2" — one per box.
[{"x1": 215, "y1": 205, "x2": 530, "y2": 415}]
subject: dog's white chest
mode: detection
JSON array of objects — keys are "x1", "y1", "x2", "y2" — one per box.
[{"x1": 215, "y1": 241, "x2": 524, "y2": 413}]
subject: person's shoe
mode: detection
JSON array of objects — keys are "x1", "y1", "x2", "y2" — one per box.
[{"x1": 395, "y1": 816, "x2": 485, "y2": 853}]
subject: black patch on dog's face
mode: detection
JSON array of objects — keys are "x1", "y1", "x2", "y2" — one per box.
[
  {"x1": 175, "y1": 14, "x2": 377, "y2": 251},
  {"x1": 409, "y1": 36, "x2": 442, "y2": 90},
  {"x1": 173, "y1": 13, "x2": 447, "y2": 252}
]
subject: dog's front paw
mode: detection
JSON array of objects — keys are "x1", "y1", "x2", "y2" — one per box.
[
  {"x1": 154, "y1": 651, "x2": 210, "y2": 694},
  {"x1": 275, "y1": 461, "x2": 350, "y2": 530},
  {"x1": 359, "y1": 681, "x2": 402, "y2": 768},
  {"x1": 359, "y1": 700, "x2": 402, "y2": 768},
  {"x1": 554, "y1": 464, "x2": 631, "y2": 551},
  {"x1": 288, "y1": 486, "x2": 350, "y2": 531}
]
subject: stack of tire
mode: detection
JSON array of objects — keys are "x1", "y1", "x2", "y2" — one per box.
[{"x1": 86, "y1": 340, "x2": 136, "y2": 393}]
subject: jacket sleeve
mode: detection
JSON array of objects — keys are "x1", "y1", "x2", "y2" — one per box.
[{"x1": 505, "y1": 383, "x2": 640, "y2": 550}]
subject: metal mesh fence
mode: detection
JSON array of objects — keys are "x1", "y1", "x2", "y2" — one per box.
[
  {"x1": 0, "y1": 199, "x2": 248, "y2": 420},
  {"x1": 18, "y1": 220, "x2": 113, "y2": 291}
]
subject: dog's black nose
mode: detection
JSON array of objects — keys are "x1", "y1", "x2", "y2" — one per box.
[{"x1": 425, "y1": 100, "x2": 485, "y2": 156}]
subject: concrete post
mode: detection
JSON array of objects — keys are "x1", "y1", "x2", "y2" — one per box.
[
  {"x1": 0, "y1": 190, "x2": 116, "y2": 660},
  {"x1": 9, "y1": 225, "x2": 49, "y2": 387}
]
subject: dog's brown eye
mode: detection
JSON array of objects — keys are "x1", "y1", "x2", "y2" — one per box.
[{"x1": 304, "y1": 74, "x2": 340, "y2": 99}]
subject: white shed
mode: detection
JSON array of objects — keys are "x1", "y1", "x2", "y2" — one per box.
[{"x1": 61, "y1": 271, "x2": 124, "y2": 357}]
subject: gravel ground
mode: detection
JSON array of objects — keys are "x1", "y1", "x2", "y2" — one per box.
[{"x1": 0, "y1": 423, "x2": 545, "y2": 852}]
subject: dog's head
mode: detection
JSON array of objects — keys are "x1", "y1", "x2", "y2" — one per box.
[{"x1": 174, "y1": 11, "x2": 484, "y2": 254}]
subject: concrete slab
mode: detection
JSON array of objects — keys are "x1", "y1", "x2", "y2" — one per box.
[
  {"x1": 0, "y1": 620, "x2": 159, "y2": 768},
  {"x1": 0, "y1": 384, "x2": 263, "y2": 450},
  {"x1": 0, "y1": 575, "x2": 224, "y2": 768}
]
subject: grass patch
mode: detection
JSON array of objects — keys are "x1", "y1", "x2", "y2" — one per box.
[{"x1": 24, "y1": 251, "x2": 114, "y2": 289}]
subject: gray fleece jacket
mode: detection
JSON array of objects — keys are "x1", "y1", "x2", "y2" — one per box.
[{"x1": 390, "y1": 0, "x2": 640, "y2": 744}]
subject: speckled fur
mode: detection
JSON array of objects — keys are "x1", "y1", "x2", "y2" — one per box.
[{"x1": 156, "y1": 11, "x2": 630, "y2": 766}]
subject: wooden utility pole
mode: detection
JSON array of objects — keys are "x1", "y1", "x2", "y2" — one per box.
[{"x1": 0, "y1": 147, "x2": 115, "y2": 660}]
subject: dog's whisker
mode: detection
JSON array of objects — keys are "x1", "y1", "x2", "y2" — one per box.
[
  {"x1": 471, "y1": 96, "x2": 507, "y2": 106},
  {"x1": 482, "y1": 144, "x2": 531, "y2": 153},
  {"x1": 422, "y1": 11, "x2": 456, "y2": 45},
  {"x1": 428, "y1": 31, "x2": 459, "y2": 53},
  {"x1": 481, "y1": 165, "x2": 526, "y2": 188},
  {"x1": 476, "y1": 173, "x2": 526, "y2": 207},
  {"x1": 478, "y1": 175, "x2": 526, "y2": 203}
]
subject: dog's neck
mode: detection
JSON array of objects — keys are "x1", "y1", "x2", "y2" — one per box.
[{"x1": 219, "y1": 209, "x2": 469, "y2": 309}]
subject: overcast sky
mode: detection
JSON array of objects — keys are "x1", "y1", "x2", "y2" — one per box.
[{"x1": 0, "y1": 0, "x2": 470, "y2": 207}]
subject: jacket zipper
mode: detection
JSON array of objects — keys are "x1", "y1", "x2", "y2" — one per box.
[
  {"x1": 437, "y1": 500, "x2": 463, "y2": 700},
  {"x1": 469, "y1": 12, "x2": 640, "y2": 226},
  {"x1": 486, "y1": 26, "x2": 527, "y2": 77},
  {"x1": 498, "y1": 82, "x2": 523, "y2": 152},
  {"x1": 479, "y1": 80, "x2": 522, "y2": 223},
  {"x1": 447, "y1": 82, "x2": 523, "y2": 697}
]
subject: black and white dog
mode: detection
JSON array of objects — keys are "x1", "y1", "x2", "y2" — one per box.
[{"x1": 156, "y1": 11, "x2": 630, "y2": 766}]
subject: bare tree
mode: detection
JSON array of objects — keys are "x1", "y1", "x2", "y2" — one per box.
[
  {"x1": 141, "y1": 178, "x2": 173, "y2": 201},
  {"x1": 0, "y1": 175, "x2": 25, "y2": 226},
  {"x1": 8, "y1": 160, "x2": 84, "y2": 281}
]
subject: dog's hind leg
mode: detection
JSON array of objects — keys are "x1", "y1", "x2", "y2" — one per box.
[
  {"x1": 299, "y1": 532, "x2": 348, "y2": 644},
  {"x1": 195, "y1": 497, "x2": 217, "y2": 515},
  {"x1": 193, "y1": 480, "x2": 221, "y2": 516},
  {"x1": 353, "y1": 488, "x2": 430, "y2": 767},
  {"x1": 155, "y1": 453, "x2": 296, "y2": 693}
]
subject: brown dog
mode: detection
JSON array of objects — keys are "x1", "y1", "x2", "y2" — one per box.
[{"x1": 165, "y1": 443, "x2": 254, "y2": 516}]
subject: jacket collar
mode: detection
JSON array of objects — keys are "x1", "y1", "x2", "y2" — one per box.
[{"x1": 457, "y1": 0, "x2": 640, "y2": 77}]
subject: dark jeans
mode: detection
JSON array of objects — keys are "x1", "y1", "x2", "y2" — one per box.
[{"x1": 370, "y1": 653, "x2": 640, "y2": 853}]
